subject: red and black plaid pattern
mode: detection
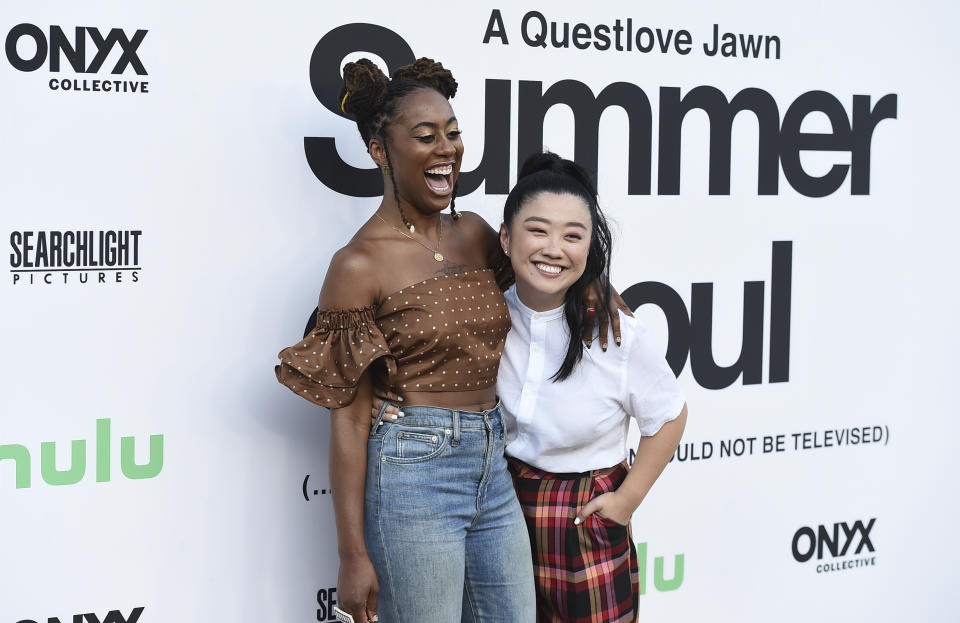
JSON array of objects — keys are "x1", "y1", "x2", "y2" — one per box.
[{"x1": 508, "y1": 458, "x2": 639, "y2": 623}]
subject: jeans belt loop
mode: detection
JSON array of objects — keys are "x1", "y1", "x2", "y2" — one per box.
[
  {"x1": 370, "y1": 400, "x2": 392, "y2": 434},
  {"x1": 451, "y1": 411, "x2": 460, "y2": 447}
]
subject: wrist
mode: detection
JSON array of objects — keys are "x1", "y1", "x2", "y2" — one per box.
[{"x1": 338, "y1": 544, "x2": 368, "y2": 559}]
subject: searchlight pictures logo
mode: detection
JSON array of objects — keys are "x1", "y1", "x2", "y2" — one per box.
[
  {"x1": 9, "y1": 230, "x2": 142, "y2": 286},
  {"x1": 5, "y1": 24, "x2": 149, "y2": 94}
]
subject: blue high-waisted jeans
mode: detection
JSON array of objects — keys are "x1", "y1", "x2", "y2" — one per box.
[{"x1": 365, "y1": 402, "x2": 536, "y2": 623}]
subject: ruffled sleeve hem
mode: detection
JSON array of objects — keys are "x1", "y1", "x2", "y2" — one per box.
[{"x1": 275, "y1": 306, "x2": 395, "y2": 408}]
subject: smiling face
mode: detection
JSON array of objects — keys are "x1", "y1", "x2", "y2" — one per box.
[
  {"x1": 371, "y1": 88, "x2": 463, "y2": 214},
  {"x1": 500, "y1": 191, "x2": 593, "y2": 312}
]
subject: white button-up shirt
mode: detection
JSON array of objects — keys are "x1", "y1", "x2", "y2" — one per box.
[{"x1": 498, "y1": 286, "x2": 685, "y2": 473}]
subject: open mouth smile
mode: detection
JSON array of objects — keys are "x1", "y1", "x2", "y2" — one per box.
[{"x1": 425, "y1": 163, "x2": 455, "y2": 195}]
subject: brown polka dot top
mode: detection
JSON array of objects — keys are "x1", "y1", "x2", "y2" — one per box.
[{"x1": 275, "y1": 268, "x2": 511, "y2": 408}]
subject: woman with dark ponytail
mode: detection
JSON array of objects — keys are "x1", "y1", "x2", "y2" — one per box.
[{"x1": 497, "y1": 152, "x2": 688, "y2": 622}]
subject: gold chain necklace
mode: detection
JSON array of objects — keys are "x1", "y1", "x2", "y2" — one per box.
[{"x1": 374, "y1": 212, "x2": 444, "y2": 262}]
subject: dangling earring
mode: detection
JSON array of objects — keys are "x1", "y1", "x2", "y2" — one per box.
[{"x1": 381, "y1": 163, "x2": 391, "y2": 175}]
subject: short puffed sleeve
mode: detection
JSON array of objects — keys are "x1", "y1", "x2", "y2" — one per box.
[{"x1": 275, "y1": 306, "x2": 395, "y2": 408}]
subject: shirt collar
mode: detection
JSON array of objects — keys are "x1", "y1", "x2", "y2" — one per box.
[{"x1": 506, "y1": 285, "x2": 566, "y2": 322}]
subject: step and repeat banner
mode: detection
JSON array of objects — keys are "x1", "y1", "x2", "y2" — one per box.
[{"x1": 2, "y1": 1, "x2": 957, "y2": 621}]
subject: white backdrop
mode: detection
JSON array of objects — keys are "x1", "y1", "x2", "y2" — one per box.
[{"x1": 2, "y1": 1, "x2": 958, "y2": 622}]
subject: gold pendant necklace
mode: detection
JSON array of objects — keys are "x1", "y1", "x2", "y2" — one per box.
[{"x1": 374, "y1": 212, "x2": 444, "y2": 262}]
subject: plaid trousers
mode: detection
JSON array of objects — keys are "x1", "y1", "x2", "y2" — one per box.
[{"x1": 508, "y1": 457, "x2": 639, "y2": 623}]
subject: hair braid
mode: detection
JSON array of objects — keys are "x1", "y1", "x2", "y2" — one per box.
[
  {"x1": 449, "y1": 180, "x2": 460, "y2": 220},
  {"x1": 382, "y1": 143, "x2": 414, "y2": 232}
]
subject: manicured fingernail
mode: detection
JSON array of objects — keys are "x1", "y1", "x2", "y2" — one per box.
[
  {"x1": 398, "y1": 411, "x2": 405, "y2": 418},
  {"x1": 398, "y1": 397, "x2": 404, "y2": 402},
  {"x1": 586, "y1": 342, "x2": 592, "y2": 349},
  {"x1": 601, "y1": 343, "x2": 607, "y2": 352},
  {"x1": 573, "y1": 517, "x2": 581, "y2": 525},
  {"x1": 388, "y1": 414, "x2": 397, "y2": 421},
  {"x1": 615, "y1": 338, "x2": 621, "y2": 346}
]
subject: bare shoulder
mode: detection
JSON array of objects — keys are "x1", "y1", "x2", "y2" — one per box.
[
  {"x1": 452, "y1": 210, "x2": 498, "y2": 249},
  {"x1": 317, "y1": 239, "x2": 380, "y2": 310}
]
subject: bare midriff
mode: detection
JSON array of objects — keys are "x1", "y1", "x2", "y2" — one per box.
[{"x1": 399, "y1": 387, "x2": 498, "y2": 413}]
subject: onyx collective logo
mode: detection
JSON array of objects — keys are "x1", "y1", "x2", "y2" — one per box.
[
  {"x1": 792, "y1": 518, "x2": 876, "y2": 574},
  {"x1": 9, "y1": 230, "x2": 142, "y2": 286},
  {"x1": 5, "y1": 24, "x2": 149, "y2": 94},
  {"x1": 14, "y1": 606, "x2": 144, "y2": 623}
]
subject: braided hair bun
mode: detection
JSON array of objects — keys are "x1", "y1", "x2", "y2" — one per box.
[
  {"x1": 392, "y1": 57, "x2": 458, "y2": 99},
  {"x1": 340, "y1": 59, "x2": 389, "y2": 119}
]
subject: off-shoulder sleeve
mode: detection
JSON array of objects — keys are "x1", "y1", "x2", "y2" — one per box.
[{"x1": 275, "y1": 306, "x2": 395, "y2": 408}]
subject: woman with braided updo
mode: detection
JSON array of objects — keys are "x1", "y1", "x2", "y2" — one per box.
[
  {"x1": 276, "y1": 57, "x2": 537, "y2": 623},
  {"x1": 276, "y1": 58, "x2": 629, "y2": 622}
]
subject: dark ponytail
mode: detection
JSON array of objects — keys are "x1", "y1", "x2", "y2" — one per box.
[{"x1": 503, "y1": 152, "x2": 613, "y2": 381}]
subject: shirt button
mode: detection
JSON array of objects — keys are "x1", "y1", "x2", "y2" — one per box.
[{"x1": 533, "y1": 313, "x2": 540, "y2": 320}]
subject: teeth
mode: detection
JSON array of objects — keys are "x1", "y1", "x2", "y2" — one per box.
[
  {"x1": 426, "y1": 165, "x2": 453, "y2": 175},
  {"x1": 535, "y1": 263, "x2": 561, "y2": 274}
]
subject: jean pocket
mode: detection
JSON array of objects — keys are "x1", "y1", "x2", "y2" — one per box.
[{"x1": 382, "y1": 427, "x2": 448, "y2": 464}]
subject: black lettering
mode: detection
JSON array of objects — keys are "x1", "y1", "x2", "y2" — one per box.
[
  {"x1": 656, "y1": 28, "x2": 674, "y2": 53},
  {"x1": 457, "y1": 80, "x2": 512, "y2": 195},
  {"x1": 49, "y1": 26, "x2": 85, "y2": 72},
  {"x1": 765, "y1": 35, "x2": 781, "y2": 59},
  {"x1": 84, "y1": 28, "x2": 119, "y2": 73},
  {"x1": 703, "y1": 23, "x2": 719, "y2": 56},
  {"x1": 621, "y1": 281, "x2": 689, "y2": 377},
  {"x1": 518, "y1": 79, "x2": 652, "y2": 194},
  {"x1": 482, "y1": 9, "x2": 509, "y2": 44},
  {"x1": 110, "y1": 29, "x2": 147, "y2": 74},
  {"x1": 23, "y1": 231, "x2": 34, "y2": 267},
  {"x1": 851, "y1": 94, "x2": 897, "y2": 194},
  {"x1": 780, "y1": 91, "x2": 852, "y2": 197},
  {"x1": 6, "y1": 23, "x2": 47, "y2": 71},
  {"x1": 593, "y1": 25, "x2": 610, "y2": 51},
  {"x1": 792, "y1": 526, "x2": 815, "y2": 562},
  {"x1": 739, "y1": 33, "x2": 762, "y2": 58},
  {"x1": 35, "y1": 231, "x2": 49, "y2": 266},
  {"x1": 769, "y1": 241, "x2": 792, "y2": 382},
  {"x1": 550, "y1": 21, "x2": 569, "y2": 48},
  {"x1": 853, "y1": 518, "x2": 875, "y2": 554},
  {"x1": 521, "y1": 11, "x2": 547, "y2": 48},
  {"x1": 675, "y1": 30, "x2": 692, "y2": 54},
  {"x1": 100, "y1": 608, "x2": 144, "y2": 623},
  {"x1": 10, "y1": 231, "x2": 23, "y2": 267},
  {"x1": 658, "y1": 86, "x2": 780, "y2": 195},
  {"x1": 304, "y1": 23, "x2": 416, "y2": 196},
  {"x1": 817, "y1": 523, "x2": 839, "y2": 559},
  {"x1": 839, "y1": 521, "x2": 857, "y2": 556},
  {"x1": 572, "y1": 23, "x2": 591, "y2": 49},
  {"x1": 636, "y1": 27, "x2": 654, "y2": 53},
  {"x1": 720, "y1": 32, "x2": 737, "y2": 57},
  {"x1": 689, "y1": 280, "x2": 764, "y2": 389}
]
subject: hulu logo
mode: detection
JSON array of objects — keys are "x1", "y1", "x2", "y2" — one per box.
[
  {"x1": 0, "y1": 418, "x2": 163, "y2": 489},
  {"x1": 637, "y1": 542, "x2": 685, "y2": 594}
]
